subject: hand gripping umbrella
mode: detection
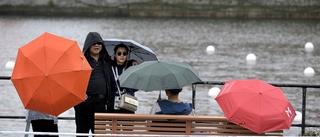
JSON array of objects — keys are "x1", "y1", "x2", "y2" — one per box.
[
  {"x1": 215, "y1": 79, "x2": 296, "y2": 134},
  {"x1": 11, "y1": 32, "x2": 92, "y2": 116}
]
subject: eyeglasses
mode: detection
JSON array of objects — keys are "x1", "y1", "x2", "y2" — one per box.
[
  {"x1": 116, "y1": 52, "x2": 127, "y2": 56},
  {"x1": 92, "y1": 43, "x2": 102, "y2": 46}
]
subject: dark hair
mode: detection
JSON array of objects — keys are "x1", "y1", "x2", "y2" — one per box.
[
  {"x1": 113, "y1": 44, "x2": 129, "y2": 66},
  {"x1": 114, "y1": 44, "x2": 129, "y2": 54},
  {"x1": 126, "y1": 59, "x2": 137, "y2": 69},
  {"x1": 166, "y1": 88, "x2": 182, "y2": 94}
]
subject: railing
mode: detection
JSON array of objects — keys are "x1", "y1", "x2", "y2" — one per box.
[
  {"x1": 1, "y1": 76, "x2": 319, "y2": 135},
  {"x1": 192, "y1": 81, "x2": 320, "y2": 135},
  {"x1": 0, "y1": 77, "x2": 74, "y2": 121},
  {"x1": 0, "y1": 76, "x2": 10, "y2": 80}
]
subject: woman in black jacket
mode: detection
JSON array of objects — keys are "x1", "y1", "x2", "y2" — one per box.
[{"x1": 108, "y1": 43, "x2": 138, "y2": 113}]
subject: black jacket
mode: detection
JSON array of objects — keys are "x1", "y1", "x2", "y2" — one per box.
[{"x1": 82, "y1": 32, "x2": 113, "y2": 106}]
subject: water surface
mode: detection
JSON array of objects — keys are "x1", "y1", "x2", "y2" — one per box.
[{"x1": 0, "y1": 16, "x2": 319, "y2": 136}]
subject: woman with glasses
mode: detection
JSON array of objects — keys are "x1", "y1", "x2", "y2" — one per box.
[{"x1": 107, "y1": 44, "x2": 138, "y2": 113}]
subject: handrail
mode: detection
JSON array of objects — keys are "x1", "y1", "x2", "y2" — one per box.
[
  {"x1": 0, "y1": 116, "x2": 75, "y2": 120},
  {"x1": 1, "y1": 76, "x2": 319, "y2": 135},
  {"x1": 0, "y1": 76, "x2": 75, "y2": 121},
  {"x1": 194, "y1": 81, "x2": 320, "y2": 88},
  {"x1": 192, "y1": 81, "x2": 320, "y2": 135},
  {"x1": 0, "y1": 76, "x2": 10, "y2": 80}
]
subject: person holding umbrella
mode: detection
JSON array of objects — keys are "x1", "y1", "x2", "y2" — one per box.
[
  {"x1": 74, "y1": 32, "x2": 113, "y2": 135},
  {"x1": 26, "y1": 110, "x2": 58, "y2": 137},
  {"x1": 108, "y1": 44, "x2": 138, "y2": 113},
  {"x1": 149, "y1": 88, "x2": 195, "y2": 115},
  {"x1": 118, "y1": 60, "x2": 201, "y2": 115}
]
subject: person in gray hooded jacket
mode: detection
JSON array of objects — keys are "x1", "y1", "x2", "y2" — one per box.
[{"x1": 73, "y1": 32, "x2": 113, "y2": 135}]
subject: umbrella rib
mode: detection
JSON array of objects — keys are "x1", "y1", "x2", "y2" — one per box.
[
  {"x1": 129, "y1": 47, "x2": 152, "y2": 61},
  {"x1": 261, "y1": 87, "x2": 288, "y2": 101},
  {"x1": 106, "y1": 40, "x2": 157, "y2": 62},
  {"x1": 22, "y1": 50, "x2": 46, "y2": 75},
  {"x1": 163, "y1": 64, "x2": 182, "y2": 89},
  {"x1": 48, "y1": 43, "x2": 74, "y2": 73}
]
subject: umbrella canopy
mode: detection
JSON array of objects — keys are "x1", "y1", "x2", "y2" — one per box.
[
  {"x1": 11, "y1": 32, "x2": 92, "y2": 116},
  {"x1": 103, "y1": 39, "x2": 158, "y2": 64},
  {"x1": 215, "y1": 79, "x2": 296, "y2": 134},
  {"x1": 118, "y1": 61, "x2": 202, "y2": 91}
]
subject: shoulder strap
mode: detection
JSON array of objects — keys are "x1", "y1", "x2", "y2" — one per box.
[{"x1": 111, "y1": 66, "x2": 122, "y2": 98}]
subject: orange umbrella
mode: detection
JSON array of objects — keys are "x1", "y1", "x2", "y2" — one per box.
[{"x1": 11, "y1": 32, "x2": 92, "y2": 116}]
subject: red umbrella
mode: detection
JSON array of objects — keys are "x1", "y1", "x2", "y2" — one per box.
[{"x1": 215, "y1": 79, "x2": 296, "y2": 134}]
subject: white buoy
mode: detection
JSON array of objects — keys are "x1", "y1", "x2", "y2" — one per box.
[
  {"x1": 304, "y1": 67, "x2": 315, "y2": 77},
  {"x1": 208, "y1": 87, "x2": 220, "y2": 98},
  {"x1": 246, "y1": 53, "x2": 256, "y2": 65},
  {"x1": 304, "y1": 42, "x2": 314, "y2": 52},
  {"x1": 206, "y1": 45, "x2": 215, "y2": 55},
  {"x1": 293, "y1": 111, "x2": 302, "y2": 123},
  {"x1": 5, "y1": 61, "x2": 15, "y2": 70}
]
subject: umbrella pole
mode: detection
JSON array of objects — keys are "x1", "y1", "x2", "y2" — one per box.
[
  {"x1": 157, "y1": 90, "x2": 161, "y2": 101},
  {"x1": 24, "y1": 121, "x2": 30, "y2": 137}
]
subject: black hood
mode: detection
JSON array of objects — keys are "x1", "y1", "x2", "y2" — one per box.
[{"x1": 82, "y1": 32, "x2": 110, "y2": 59}]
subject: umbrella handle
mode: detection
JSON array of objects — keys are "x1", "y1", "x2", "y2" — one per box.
[{"x1": 157, "y1": 90, "x2": 161, "y2": 102}]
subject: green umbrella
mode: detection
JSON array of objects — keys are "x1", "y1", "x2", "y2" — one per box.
[{"x1": 119, "y1": 61, "x2": 202, "y2": 91}]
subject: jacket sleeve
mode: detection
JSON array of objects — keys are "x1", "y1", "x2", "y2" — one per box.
[{"x1": 149, "y1": 102, "x2": 161, "y2": 114}]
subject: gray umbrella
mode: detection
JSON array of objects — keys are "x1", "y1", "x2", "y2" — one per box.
[
  {"x1": 103, "y1": 39, "x2": 158, "y2": 64},
  {"x1": 118, "y1": 61, "x2": 202, "y2": 91}
]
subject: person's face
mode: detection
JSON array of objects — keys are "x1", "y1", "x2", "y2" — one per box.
[
  {"x1": 89, "y1": 43, "x2": 102, "y2": 56},
  {"x1": 115, "y1": 47, "x2": 127, "y2": 65},
  {"x1": 132, "y1": 61, "x2": 139, "y2": 66}
]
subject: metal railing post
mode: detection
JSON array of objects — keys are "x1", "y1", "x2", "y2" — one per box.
[
  {"x1": 301, "y1": 87, "x2": 307, "y2": 135},
  {"x1": 192, "y1": 84, "x2": 196, "y2": 109}
]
